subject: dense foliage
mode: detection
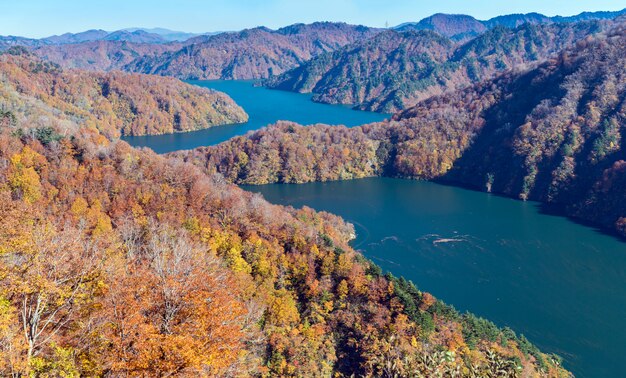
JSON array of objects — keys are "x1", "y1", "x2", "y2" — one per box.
[
  {"x1": 267, "y1": 20, "x2": 613, "y2": 112},
  {"x1": 0, "y1": 51, "x2": 247, "y2": 137},
  {"x1": 182, "y1": 26, "x2": 626, "y2": 237},
  {"x1": 126, "y1": 23, "x2": 379, "y2": 80},
  {"x1": 173, "y1": 122, "x2": 383, "y2": 184},
  {"x1": 0, "y1": 54, "x2": 569, "y2": 378},
  {"x1": 29, "y1": 23, "x2": 379, "y2": 80}
]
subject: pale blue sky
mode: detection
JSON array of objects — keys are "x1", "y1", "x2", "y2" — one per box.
[{"x1": 1, "y1": 0, "x2": 625, "y2": 38}]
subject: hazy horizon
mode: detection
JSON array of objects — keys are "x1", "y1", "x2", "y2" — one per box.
[{"x1": 2, "y1": 0, "x2": 624, "y2": 39}]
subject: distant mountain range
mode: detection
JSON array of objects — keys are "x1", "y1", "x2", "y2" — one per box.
[
  {"x1": 122, "y1": 27, "x2": 219, "y2": 42},
  {"x1": 0, "y1": 27, "x2": 214, "y2": 48},
  {"x1": 125, "y1": 22, "x2": 379, "y2": 80},
  {"x1": 0, "y1": 8, "x2": 624, "y2": 83},
  {"x1": 23, "y1": 22, "x2": 379, "y2": 79},
  {"x1": 395, "y1": 8, "x2": 626, "y2": 40}
]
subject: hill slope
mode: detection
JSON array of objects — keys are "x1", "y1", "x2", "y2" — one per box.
[
  {"x1": 124, "y1": 22, "x2": 380, "y2": 80},
  {"x1": 180, "y1": 25, "x2": 626, "y2": 237},
  {"x1": 268, "y1": 20, "x2": 612, "y2": 112},
  {"x1": 30, "y1": 40, "x2": 181, "y2": 71},
  {"x1": 0, "y1": 54, "x2": 566, "y2": 377},
  {"x1": 395, "y1": 13, "x2": 487, "y2": 40},
  {"x1": 0, "y1": 49, "x2": 247, "y2": 137},
  {"x1": 267, "y1": 29, "x2": 455, "y2": 111}
]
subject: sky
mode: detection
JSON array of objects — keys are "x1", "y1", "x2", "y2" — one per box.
[{"x1": 1, "y1": 0, "x2": 624, "y2": 38}]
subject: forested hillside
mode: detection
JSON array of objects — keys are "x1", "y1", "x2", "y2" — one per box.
[
  {"x1": 0, "y1": 56, "x2": 568, "y2": 377},
  {"x1": 125, "y1": 22, "x2": 379, "y2": 80},
  {"x1": 0, "y1": 49, "x2": 247, "y2": 137},
  {"x1": 26, "y1": 23, "x2": 379, "y2": 80},
  {"x1": 179, "y1": 25, "x2": 626, "y2": 237},
  {"x1": 30, "y1": 40, "x2": 182, "y2": 72},
  {"x1": 267, "y1": 20, "x2": 612, "y2": 112}
]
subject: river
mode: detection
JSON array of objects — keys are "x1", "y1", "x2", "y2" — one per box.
[{"x1": 124, "y1": 80, "x2": 626, "y2": 377}]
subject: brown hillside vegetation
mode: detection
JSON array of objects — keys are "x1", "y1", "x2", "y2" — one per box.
[
  {"x1": 179, "y1": 26, "x2": 626, "y2": 237},
  {"x1": 0, "y1": 49, "x2": 247, "y2": 137},
  {"x1": 267, "y1": 20, "x2": 613, "y2": 112},
  {"x1": 31, "y1": 40, "x2": 181, "y2": 72},
  {"x1": 30, "y1": 23, "x2": 380, "y2": 81},
  {"x1": 0, "y1": 53, "x2": 568, "y2": 377},
  {"x1": 125, "y1": 23, "x2": 380, "y2": 80}
]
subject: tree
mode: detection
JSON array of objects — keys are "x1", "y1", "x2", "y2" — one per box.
[
  {"x1": 98, "y1": 223, "x2": 252, "y2": 376},
  {"x1": 0, "y1": 218, "x2": 106, "y2": 375}
]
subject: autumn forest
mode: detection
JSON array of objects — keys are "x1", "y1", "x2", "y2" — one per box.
[{"x1": 1, "y1": 2, "x2": 626, "y2": 377}]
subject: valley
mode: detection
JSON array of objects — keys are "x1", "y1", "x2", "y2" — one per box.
[
  {"x1": 131, "y1": 76, "x2": 626, "y2": 378},
  {"x1": 2, "y1": 4, "x2": 626, "y2": 377}
]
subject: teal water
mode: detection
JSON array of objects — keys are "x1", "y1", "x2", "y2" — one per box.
[
  {"x1": 243, "y1": 178, "x2": 626, "y2": 378},
  {"x1": 124, "y1": 81, "x2": 626, "y2": 377},
  {"x1": 121, "y1": 80, "x2": 389, "y2": 153}
]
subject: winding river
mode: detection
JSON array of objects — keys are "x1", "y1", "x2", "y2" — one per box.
[{"x1": 124, "y1": 80, "x2": 626, "y2": 377}]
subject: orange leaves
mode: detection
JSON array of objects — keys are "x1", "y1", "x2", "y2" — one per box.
[
  {"x1": 266, "y1": 289, "x2": 301, "y2": 328},
  {"x1": 69, "y1": 196, "x2": 113, "y2": 236},
  {"x1": 0, "y1": 211, "x2": 109, "y2": 376},
  {"x1": 0, "y1": 297, "x2": 28, "y2": 374},
  {"x1": 430, "y1": 320, "x2": 466, "y2": 352},
  {"x1": 0, "y1": 106, "x2": 568, "y2": 376},
  {"x1": 0, "y1": 54, "x2": 247, "y2": 139},
  {"x1": 419, "y1": 292, "x2": 437, "y2": 311},
  {"x1": 8, "y1": 146, "x2": 46, "y2": 204},
  {"x1": 99, "y1": 224, "x2": 250, "y2": 376}
]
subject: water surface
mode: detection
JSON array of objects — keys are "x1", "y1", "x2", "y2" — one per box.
[
  {"x1": 243, "y1": 178, "x2": 626, "y2": 378},
  {"x1": 122, "y1": 80, "x2": 388, "y2": 153},
  {"x1": 125, "y1": 80, "x2": 626, "y2": 377}
]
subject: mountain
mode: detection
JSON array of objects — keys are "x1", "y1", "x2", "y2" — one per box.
[
  {"x1": 395, "y1": 13, "x2": 487, "y2": 40},
  {"x1": 2, "y1": 29, "x2": 168, "y2": 47},
  {"x1": 30, "y1": 40, "x2": 181, "y2": 71},
  {"x1": 266, "y1": 29, "x2": 454, "y2": 111},
  {"x1": 20, "y1": 22, "x2": 379, "y2": 80},
  {"x1": 124, "y1": 22, "x2": 380, "y2": 80},
  {"x1": 41, "y1": 29, "x2": 110, "y2": 44},
  {"x1": 180, "y1": 24, "x2": 626, "y2": 238},
  {"x1": 0, "y1": 49, "x2": 247, "y2": 137},
  {"x1": 396, "y1": 8, "x2": 626, "y2": 40},
  {"x1": 268, "y1": 19, "x2": 611, "y2": 112},
  {"x1": 483, "y1": 13, "x2": 552, "y2": 29},
  {"x1": 123, "y1": 27, "x2": 214, "y2": 42},
  {"x1": 553, "y1": 9, "x2": 626, "y2": 23},
  {"x1": 0, "y1": 28, "x2": 210, "y2": 52},
  {"x1": 0, "y1": 49, "x2": 566, "y2": 378},
  {"x1": 0, "y1": 35, "x2": 42, "y2": 50},
  {"x1": 102, "y1": 29, "x2": 166, "y2": 43},
  {"x1": 485, "y1": 9, "x2": 626, "y2": 29}
]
